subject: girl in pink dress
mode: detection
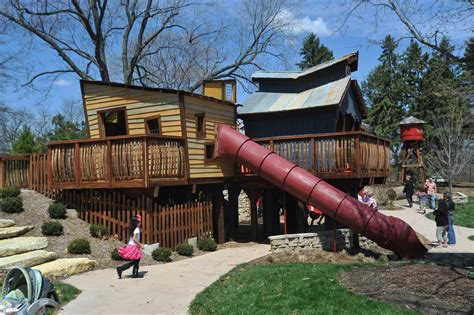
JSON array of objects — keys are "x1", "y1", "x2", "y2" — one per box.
[{"x1": 116, "y1": 215, "x2": 144, "y2": 279}]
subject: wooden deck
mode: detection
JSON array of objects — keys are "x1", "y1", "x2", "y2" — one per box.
[
  {"x1": 48, "y1": 135, "x2": 187, "y2": 189},
  {"x1": 237, "y1": 131, "x2": 390, "y2": 179}
]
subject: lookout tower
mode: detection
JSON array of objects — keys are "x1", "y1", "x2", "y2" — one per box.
[{"x1": 400, "y1": 116, "x2": 426, "y2": 183}]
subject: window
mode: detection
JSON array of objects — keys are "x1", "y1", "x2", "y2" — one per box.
[
  {"x1": 205, "y1": 143, "x2": 215, "y2": 161},
  {"x1": 99, "y1": 108, "x2": 127, "y2": 137},
  {"x1": 195, "y1": 113, "x2": 205, "y2": 138},
  {"x1": 145, "y1": 116, "x2": 161, "y2": 135}
]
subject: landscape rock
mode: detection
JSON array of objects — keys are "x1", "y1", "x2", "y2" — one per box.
[
  {"x1": 0, "y1": 237, "x2": 48, "y2": 257},
  {"x1": 0, "y1": 226, "x2": 34, "y2": 240},
  {"x1": 0, "y1": 219, "x2": 15, "y2": 228},
  {"x1": 35, "y1": 258, "x2": 96, "y2": 277},
  {"x1": 0, "y1": 250, "x2": 58, "y2": 269}
]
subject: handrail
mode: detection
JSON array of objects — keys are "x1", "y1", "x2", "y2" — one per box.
[
  {"x1": 253, "y1": 131, "x2": 390, "y2": 143},
  {"x1": 47, "y1": 134, "x2": 186, "y2": 145}
]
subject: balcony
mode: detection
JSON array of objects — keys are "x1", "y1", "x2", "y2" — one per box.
[
  {"x1": 238, "y1": 131, "x2": 390, "y2": 179},
  {"x1": 48, "y1": 135, "x2": 187, "y2": 189}
]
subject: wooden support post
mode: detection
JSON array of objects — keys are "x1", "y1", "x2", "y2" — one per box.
[
  {"x1": 0, "y1": 158, "x2": 4, "y2": 189},
  {"x1": 211, "y1": 188, "x2": 225, "y2": 244},
  {"x1": 263, "y1": 189, "x2": 279, "y2": 237},
  {"x1": 227, "y1": 184, "x2": 240, "y2": 240},
  {"x1": 285, "y1": 193, "x2": 298, "y2": 234},
  {"x1": 246, "y1": 189, "x2": 258, "y2": 241}
]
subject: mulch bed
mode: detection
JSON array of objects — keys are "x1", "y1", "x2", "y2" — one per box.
[
  {"x1": 339, "y1": 263, "x2": 474, "y2": 314},
  {"x1": 2, "y1": 190, "x2": 207, "y2": 270}
]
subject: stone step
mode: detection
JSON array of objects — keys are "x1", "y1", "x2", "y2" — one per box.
[
  {"x1": 34, "y1": 258, "x2": 96, "y2": 278},
  {"x1": 0, "y1": 219, "x2": 15, "y2": 228},
  {"x1": 0, "y1": 237, "x2": 48, "y2": 258},
  {"x1": 0, "y1": 250, "x2": 58, "y2": 270},
  {"x1": 0, "y1": 226, "x2": 34, "y2": 240}
]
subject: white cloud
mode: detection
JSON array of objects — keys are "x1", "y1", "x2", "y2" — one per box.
[
  {"x1": 53, "y1": 79, "x2": 73, "y2": 87},
  {"x1": 278, "y1": 8, "x2": 332, "y2": 37}
]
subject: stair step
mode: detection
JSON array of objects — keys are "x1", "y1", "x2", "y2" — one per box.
[
  {"x1": 0, "y1": 219, "x2": 15, "y2": 228},
  {"x1": 0, "y1": 226, "x2": 34, "y2": 240},
  {"x1": 0, "y1": 250, "x2": 58, "y2": 269},
  {"x1": 34, "y1": 258, "x2": 96, "y2": 278},
  {"x1": 0, "y1": 237, "x2": 48, "y2": 257}
]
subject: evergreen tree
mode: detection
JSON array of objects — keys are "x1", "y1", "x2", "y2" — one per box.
[
  {"x1": 48, "y1": 114, "x2": 86, "y2": 142},
  {"x1": 363, "y1": 35, "x2": 404, "y2": 140},
  {"x1": 399, "y1": 41, "x2": 428, "y2": 115},
  {"x1": 12, "y1": 127, "x2": 42, "y2": 154},
  {"x1": 464, "y1": 37, "x2": 474, "y2": 74},
  {"x1": 297, "y1": 33, "x2": 334, "y2": 70}
]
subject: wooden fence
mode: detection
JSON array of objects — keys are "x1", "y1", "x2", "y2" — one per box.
[{"x1": 61, "y1": 189, "x2": 213, "y2": 249}]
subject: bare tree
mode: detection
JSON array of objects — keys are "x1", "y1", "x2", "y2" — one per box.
[
  {"x1": 425, "y1": 103, "x2": 473, "y2": 193},
  {"x1": 338, "y1": 0, "x2": 474, "y2": 62},
  {"x1": 0, "y1": 104, "x2": 33, "y2": 153},
  {"x1": 0, "y1": 0, "x2": 294, "y2": 91}
]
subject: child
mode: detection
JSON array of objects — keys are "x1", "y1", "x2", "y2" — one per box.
[{"x1": 116, "y1": 214, "x2": 144, "y2": 279}]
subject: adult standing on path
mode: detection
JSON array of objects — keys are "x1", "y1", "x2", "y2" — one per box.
[
  {"x1": 403, "y1": 175, "x2": 414, "y2": 208},
  {"x1": 443, "y1": 192, "x2": 456, "y2": 245},
  {"x1": 424, "y1": 178, "x2": 437, "y2": 209},
  {"x1": 433, "y1": 197, "x2": 449, "y2": 248}
]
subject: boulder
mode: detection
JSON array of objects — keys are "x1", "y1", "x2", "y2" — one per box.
[
  {"x1": 35, "y1": 258, "x2": 96, "y2": 277},
  {"x1": 0, "y1": 237, "x2": 48, "y2": 257},
  {"x1": 0, "y1": 219, "x2": 15, "y2": 228},
  {"x1": 0, "y1": 226, "x2": 34, "y2": 240},
  {"x1": 0, "y1": 250, "x2": 58, "y2": 269}
]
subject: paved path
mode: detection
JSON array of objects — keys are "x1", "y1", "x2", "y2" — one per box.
[
  {"x1": 380, "y1": 200, "x2": 474, "y2": 254},
  {"x1": 61, "y1": 244, "x2": 269, "y2": 315}
]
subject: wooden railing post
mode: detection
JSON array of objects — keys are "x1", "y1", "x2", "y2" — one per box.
[
  {"x1": 28, "y1": 155, "x2": 33, "y2": 190},
  {"x1": 47, "y1": 146, "x2": 53, "y2": 191},
  {"x1": 311, "y1": 137, "x2": 316, "y2": 174},
  {"x1": 355, "y1": 134, "x2": 361, "y2": 178},
  {"x1": 75, "y1": 143, "x2": 81, "y2": 188},
  {"x1": 107, "y1": 140, "x2": 112, "y2": 188},
  {"x1": 143, "y1": 137, "x2": 149, "y2": 187}
]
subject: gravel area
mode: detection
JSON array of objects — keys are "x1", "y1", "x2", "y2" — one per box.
[{"x1": 1, "y1": 190, "x2": 210, "y2": 270}]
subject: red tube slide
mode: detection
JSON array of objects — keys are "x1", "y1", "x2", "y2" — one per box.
[{"x1": 217, "y1": 125, "x2": 428, "y2": 258}]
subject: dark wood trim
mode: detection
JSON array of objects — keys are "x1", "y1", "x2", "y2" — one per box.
[
  {"x1": 144, "y1": 115, "x2": 162, "y2": 135},
  {"x1": 81, "y1": 80, "x2": 236, "y2": 108},
  {"x1": 195, "y1": 112, "x2": 206, "y2": 139},
  {"x1": 79, "y1": 81, "x2": 91, "y2": 138},
  {"x1": 97, "y1": 106, "x2": 129, "y2": 138},
  {"x1": 178, "y1": 93, "x2": 191, "y2": 184}
]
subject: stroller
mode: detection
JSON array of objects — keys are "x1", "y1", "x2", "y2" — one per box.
[
  {"x1": 1, "y1": 267, "x2": 60, "y2": 315},
  {"x1": 417, "y1": 194, "x2": 430, "y2": 214}
]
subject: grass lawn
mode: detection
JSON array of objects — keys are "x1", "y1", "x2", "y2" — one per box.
[
  {"x1": 189, "y1": 263, "x2": 416, "y2": 315},
  {"x1": 426, "y1": 196, "x2": 474, "y2": 228}
]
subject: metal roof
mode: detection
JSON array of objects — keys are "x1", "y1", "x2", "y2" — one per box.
[
  {"x1": 239, "y1": 76, "x2": 350, "y2": 115},
  {"x1": 251, "y1": 51, "x2": 358, "y2": 81},
  {"x1": 400, "y1": 116, "x2": 426, "y2": 125}
]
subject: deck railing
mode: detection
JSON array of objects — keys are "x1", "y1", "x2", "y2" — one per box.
[
  {"x1": 238, "y1": 132, "x2": 390, "y2": 179},
  {"x1": 48, "y1": 135, "x2": 187, "y2": 189}
]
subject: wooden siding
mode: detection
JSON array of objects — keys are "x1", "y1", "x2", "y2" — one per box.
[
  {"x1": 184, "y1": 95, "x2": 235, "y2": 179},
  {"x1": 82, "y1": 83, "x2": 182, "y2": 138}
]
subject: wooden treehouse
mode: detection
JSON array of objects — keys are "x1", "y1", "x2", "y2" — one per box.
[{"x1": 1, "y1": 51, "x2": 391, "y2": 247}]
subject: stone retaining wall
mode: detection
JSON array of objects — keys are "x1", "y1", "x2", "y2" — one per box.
[{"x1": 268, "y1": 229, "x2": 354, "y2": 252}]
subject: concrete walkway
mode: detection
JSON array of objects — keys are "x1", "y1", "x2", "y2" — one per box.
[
  {"x1": 380, "y1": 200, "x2": 474, "y2": 253},
  {"x1": 61, "y1": 244, "x2": 269, "y2": 315}
]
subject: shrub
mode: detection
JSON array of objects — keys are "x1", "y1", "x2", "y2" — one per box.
[
  {"x1": 198, "y1": 237, "x2": 217, "y2": 251},
  {"x1": 0, "y1": 197, "x2": 24, "y2": 213},
  {"x1": 152, "y1": 247, "x2": 172, "y2": 262},
  {"x1": 0, "y1": 186, "x2": 21, "y2": 198},
  {"x1": 48, "y1": 202, "x2": 67, "y2": 219},
  {"x1": 90, "y1": 224, "x2": 108, "y2": 238},
  {"x1": 111, "y1": 248, "x2": 125, "y2": 261},
  {"x1": 386, "y1": 188, "x2": 397, "y2": 201},
  {"x1": 176, "y1": 243, "x2": 194, "y2": 257},
  {"x1": 67, "y1": 239, "x2": 91, "y2": 255},
  {"x1": 41, "y1": 221, "x2": 64, "y2": 236}
]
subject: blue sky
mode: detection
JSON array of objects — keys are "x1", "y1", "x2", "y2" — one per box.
[{"x1": 1, "y1": 0, "x2": 472, "y2": 117}]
